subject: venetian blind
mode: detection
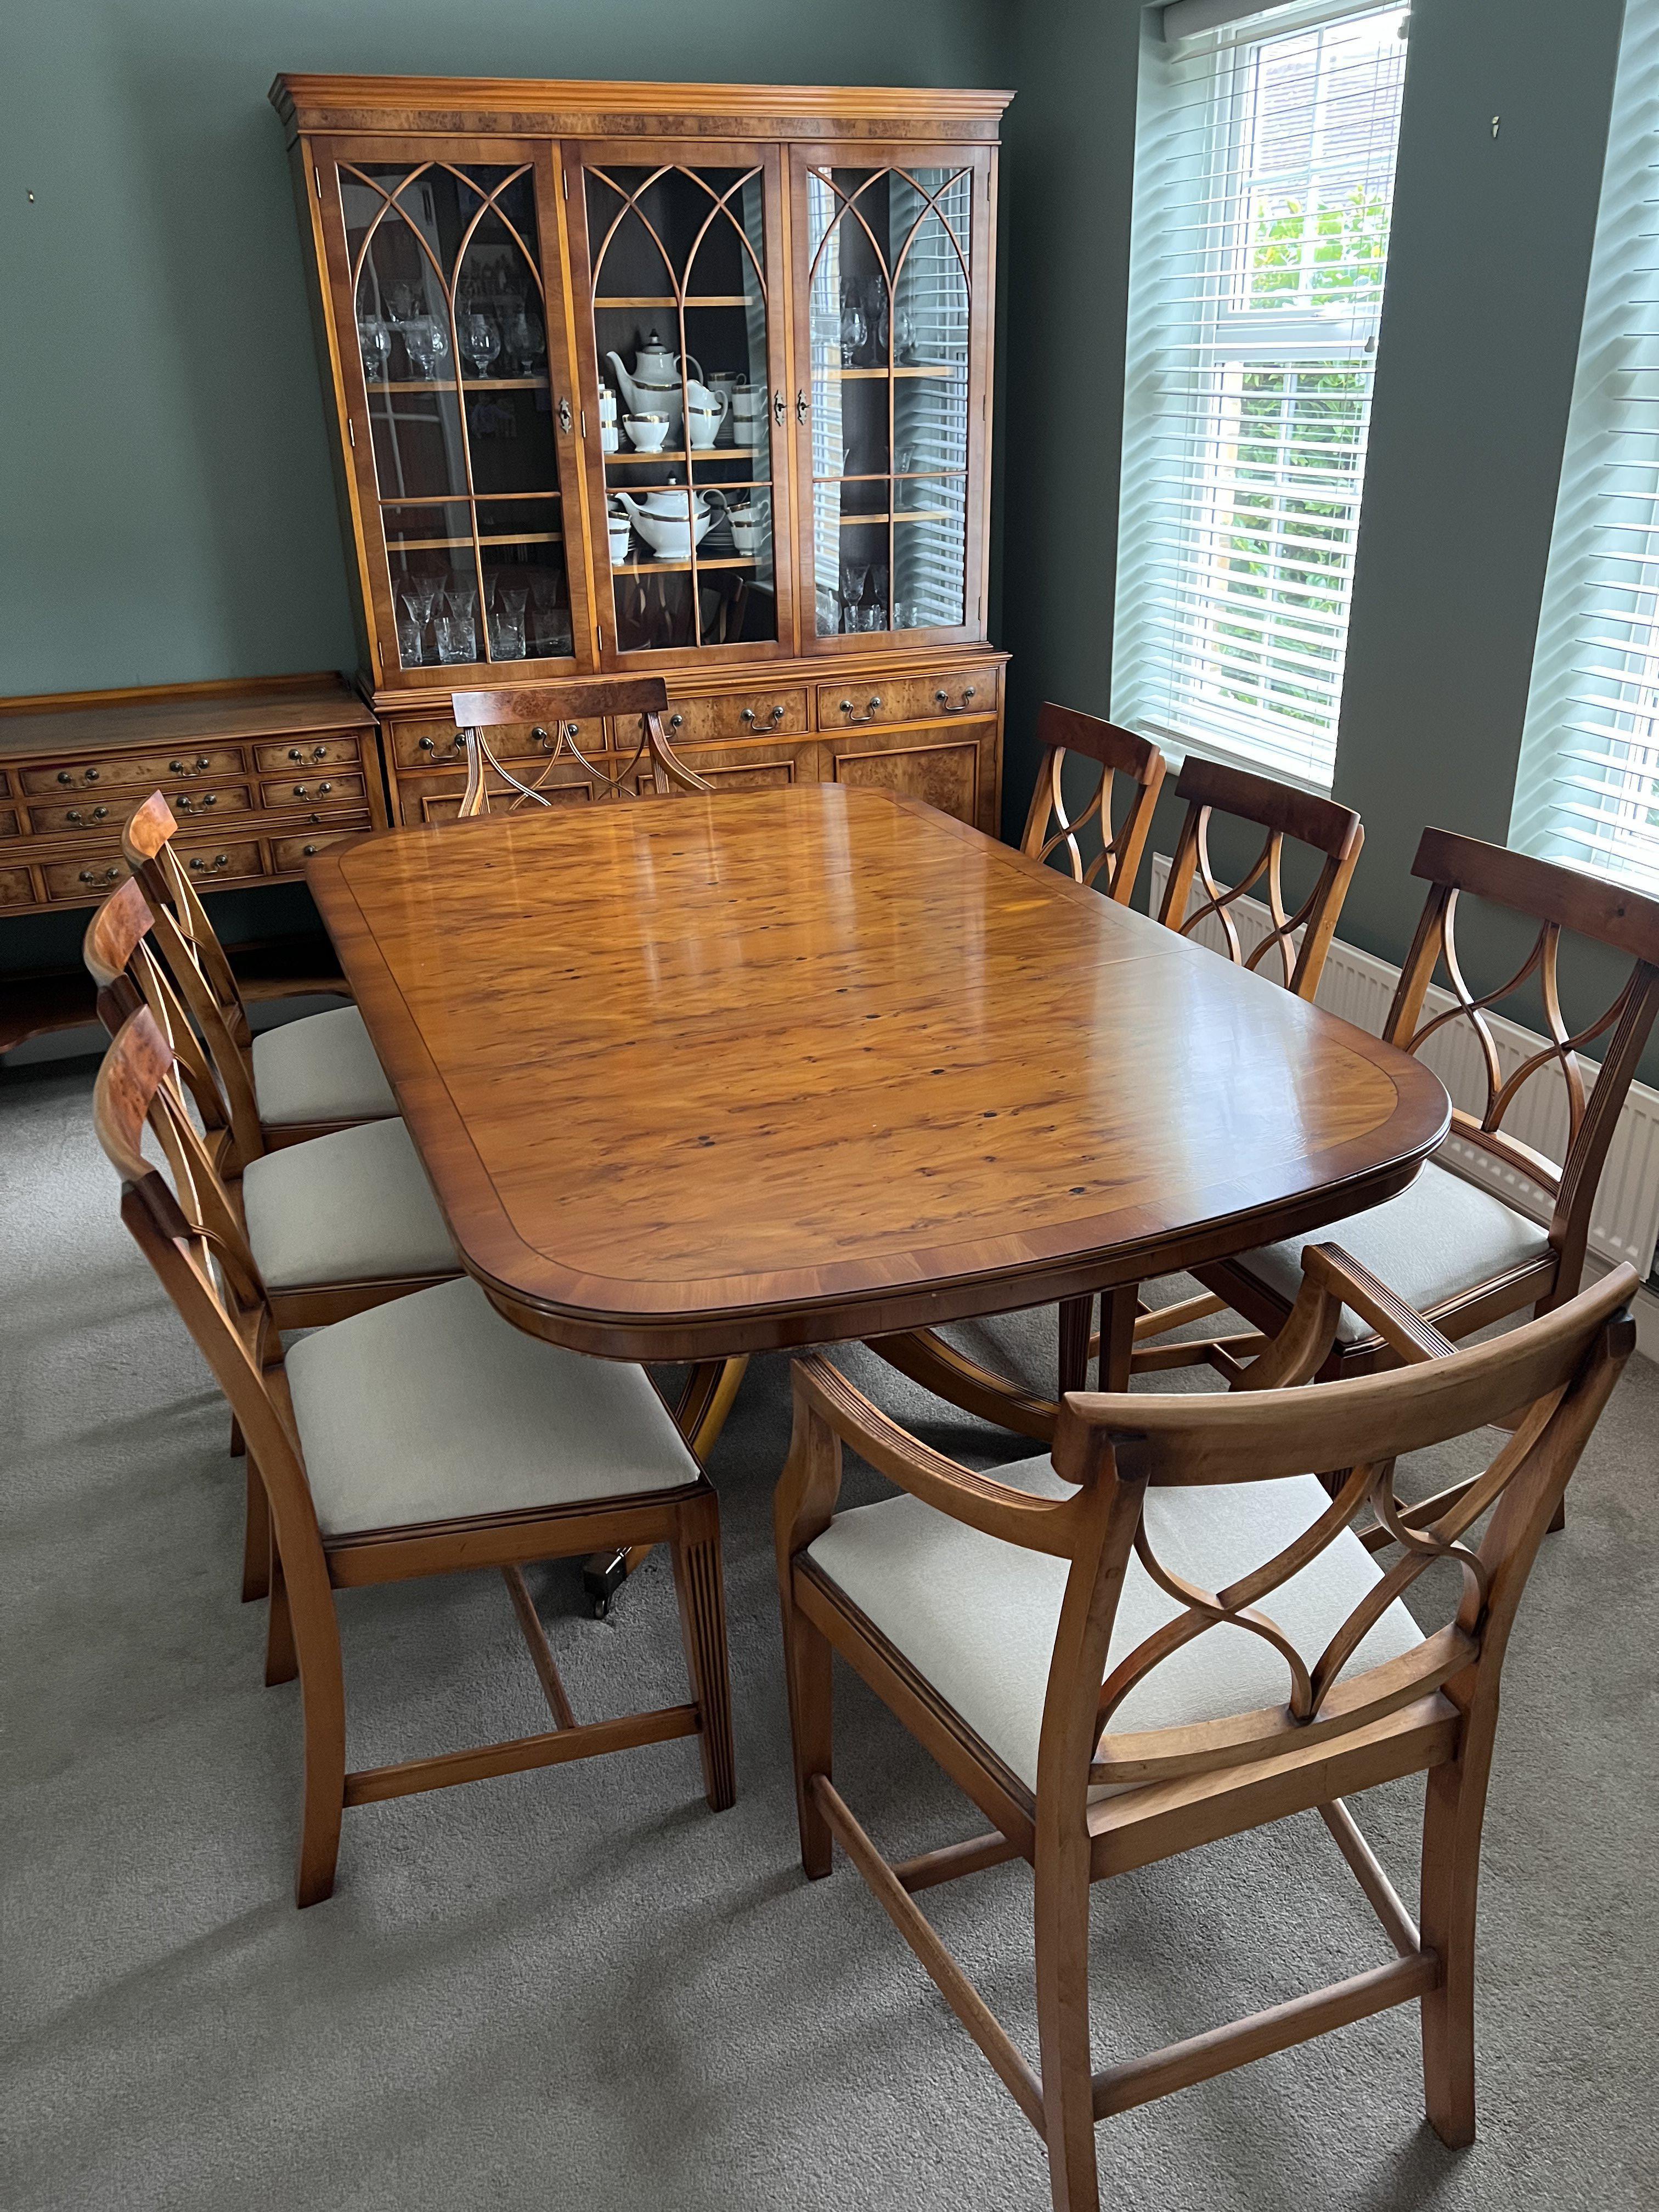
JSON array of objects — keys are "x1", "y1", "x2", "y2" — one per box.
[
  {"x1": 1112, "y1": 0, "x2": 1409, "y2": 790},
  {"x1": 1511, "y1": 0, "x2": 1659, "y2": 894}
]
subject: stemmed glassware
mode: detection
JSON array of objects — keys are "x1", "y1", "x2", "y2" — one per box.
[
  {"x1": 394, "y1": 572, "x2": 443, "y2": 666},
  {"x1": 838, "y1": 284, "x2": 867, "y2": 369},
  {"x1": 401, "y1": 317, "x2": 450, "y2": 382},
  {"x1": 458, "y1": 310, "x2": 500, "y2": 379},
  {"x1": 357, "y1": 314, "x2": 392, "y2": 381}
]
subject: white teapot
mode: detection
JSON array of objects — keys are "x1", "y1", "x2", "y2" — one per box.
[
  {"x1": 606, "y1": 331, "x2": 707, "y2": 432},
  {"x1": 614, "y1": 486, "x2": 716, "y2": 561}
]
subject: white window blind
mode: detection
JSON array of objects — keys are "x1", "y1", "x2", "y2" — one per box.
[
  {"x1": 1511, "y1": 0, "x2": 1659, "y2": 894},
  {"x1": 1113, "y1": 1, "x2": 1409, "y2": 791}
]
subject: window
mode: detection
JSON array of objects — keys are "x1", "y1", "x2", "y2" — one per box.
[
  {"x1": 1511, "y1": 0, "x2": 1659, "y2": 893},
  {"x1": 1113, "y1": 0, "x2": 1409, "y2": 791}
]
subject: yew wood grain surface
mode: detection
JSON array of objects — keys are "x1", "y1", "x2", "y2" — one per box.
[{"x1": 307, "y1": 786, "x2": 1450, "y2": 1359}]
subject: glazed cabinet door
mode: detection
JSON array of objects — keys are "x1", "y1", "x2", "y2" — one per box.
[
  {"x1": 790, "y1": 146, "x2": 994, "y2": 654},
  {"x1": 311, "y1": 139, "x2": 596, "y2": 689},
  {"x1": 568, "y1": 144, "x2": 794, "y2": 667}
]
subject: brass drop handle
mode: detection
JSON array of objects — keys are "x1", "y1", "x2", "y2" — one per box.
[
  {"x1": 839, "y1": 695, "x2": 883, "y2": 725},
  {"x1": 302, "y1": 843, "x2": 321, "y2": 858},
  {"x1": 201, "y1": 793, "x2": 217, "y2": 807},
  {"x1": 288, "y1": 747, "x2": 306, "y2": 762},
  {"x1": 291, "y1": 782, "x2": 333, "y2": 799},
  {"x1": 417, "y1": 736, "x2": 437, "y2": 752},
  {"x1": 188, "y1": 852, "x2": 232, "y2": 874},
  {"x1": 194, "y1": 755, "x2": 211, "y2": 771},
  {"x1": 741, "y1": 706, "x2": 756, "y2": 724},
  {"x1": 176, "y1": 794, "x2": 195, "y2": 812},
  {"x1": 531, "y1": 725, "x2": 550, "y2": 748},
  {"x1": 170, "y1": 758, "x2": 189, "y2": 774},
  {"x1": 58, "y1": 771, "x2": 74, "y2": 785},
  {"x1": 934, "y1": 684, "x2": 979, "y2": 714},
  {"x1": 67, "y1": 805, "x2": 108, "y2": 825},
  {"x1": 668, "y1": 713, "x2": 684, "y2": 732},
  {"x1": 312, "y1": 744, "x2": 330, "y2": 761},
  {"x1": 78, "y1": 865, "x2": 124, "y2": 886}
]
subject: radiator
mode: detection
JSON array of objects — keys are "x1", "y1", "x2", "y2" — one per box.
[{"x1": 1147, "y1": 853, "x2": 1659, "y2": 1278}]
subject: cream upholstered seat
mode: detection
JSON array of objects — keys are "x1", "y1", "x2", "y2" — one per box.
[
  {"x1": 806, "y1": 1457, "x2": 1421, "y2": 1794},
  {"x1": 1226, "y1": 1158, "x2": 1550, "y2": 1346},
  {"x1": 240, "y1": 1116, "x2": 455, "y2": 1293},
  {"x1": 285, "y1": 1275, "x2": 701, "y2": 1537},
  {"x1": 250, "y1": 1003, "x2": 398, "y2": 1130}
]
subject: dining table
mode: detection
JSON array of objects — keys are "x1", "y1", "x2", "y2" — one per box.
[{"x1": 307, "y1": 783, "x2": 1451, "y2": 1455}]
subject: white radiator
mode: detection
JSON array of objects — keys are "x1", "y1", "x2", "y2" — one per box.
[{"x1": 1148, "y1": 852, "x2": 1659, "y2": 1278}]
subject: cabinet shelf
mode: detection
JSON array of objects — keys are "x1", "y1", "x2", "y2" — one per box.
[
  {"x1": 613, "y1": 555, "x2": 760, "y2": 574},
  {"x1": 834, "y1": 510, "x2": 953, "y2": 527},
  {"x1": 594, "y1": 296, "x2": 758, "y2": 309},
  {"x1": 811, "y1": 364, "x2": 960, "y2": 380},
  {"x1": 605, "y1": 447, "x2": 766, "y2": 464},
  {"x1": 390, "y1": 532, "x2": 563, "y2": 550},
  {"x1": 369, "y1": 377, "x2": 550, "y2": 393}
]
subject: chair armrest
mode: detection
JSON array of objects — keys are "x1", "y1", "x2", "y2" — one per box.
[
  {"x1": 1300, "y1": 1242, "x2": 1459, "y2": 1364},
  {"x1": 787, "y1": 1355, "x2": 1090, "y2": 1559}
]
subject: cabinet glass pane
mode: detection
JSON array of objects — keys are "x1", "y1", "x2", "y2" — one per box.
[
  {"x1": 340, "y1": 160, "x2": 573, "y2": 669},
  {"x1": 806, "y1": 165, "x2": 972, "y2": 635},
  {"x1": 587, "y1": 163, "x2": 777, "y2": 651}
]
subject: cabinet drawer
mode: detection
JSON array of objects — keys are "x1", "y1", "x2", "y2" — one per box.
[
  {"x1": 41, "y1": 839, "x2": 264, "y2": 905},
  {"x1": 816, "y1": 668, "x2": 995, "y2": 732},
  {"x1": 254, "y1": 735, "x2": 368, "y2": 774},
  {"x1": 272, "y1": 823, "x2": 373, "y2": 873},
  {"x1": 659, "y1": 740, "x2": 820, "y2": 795},
  {"x1": 0, "y1": 865, "x2": 34, "y2": 907},
  {"x1": 20, "y1": 746, "x2": 246, "y2": 795},
  {"x1": 388, "y1": 716, "x2": 602, "y2": 771},
  {"x1": 261, "y1": 771, "x2": 367, "y2": 810},
  {"x1": 30, "y1": 784, "x2": 252, "y2": 836},
  {"x1": 405, "y1": 769, "x2": 599, "y2": 826},
  {"x1": 826, "y1": 726, "x2": 991, "y2": 830},
  {"x1": 652, "y1": 690, "x2": 809, "y2": 746}
]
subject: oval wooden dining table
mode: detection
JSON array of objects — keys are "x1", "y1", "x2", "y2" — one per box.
[{"x1": 307, "y1": 783, "x2": 1451, "y2": 1424}]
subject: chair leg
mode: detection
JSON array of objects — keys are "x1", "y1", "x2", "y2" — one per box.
[
  {"x1": 229, "y1": 1412, "x2": 245, "y2": 1459},
  {"x1": 670, "y1": 1489, "x2": 736, "y2": 1814},
  {"x1": 264, "y1": 1549, "x2": 298, "y2": 1686},
  {"x1": 1419, "y1": 1754, "x2": 1482, "y2": 2148},
  {"x1": 1034, "y1": 1835, "x2": 1101, "y2": 2212},
  {"x1": 241, "y1": 1459, "x2": 270, "y2": 1602},
  {"x1": 780, "y1": 1579, "x2": 834, "y2": 1879}
]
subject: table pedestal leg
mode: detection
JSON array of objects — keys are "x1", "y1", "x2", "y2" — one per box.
[
  {"x1": 1060, "y1": 1286, "x2": 1138, "y2": 1397},
  {"x1": 1058, "y1": 1295, "x2": 1093, "y2": 1397}
]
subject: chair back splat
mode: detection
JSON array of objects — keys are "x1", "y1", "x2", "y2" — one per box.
[
  {"x1": 1156, "y1": 755, "x2": 1363, "y2": 1000},
  {"x1": 1018, "y1": 704, "x2": 1166, "y2": 904},
  {"x1": 448, "y1": 675, "x2": 713, "y2": 816},
  {"x1": 83, "y1": 876, "x2": 236, "y2": 1169}
]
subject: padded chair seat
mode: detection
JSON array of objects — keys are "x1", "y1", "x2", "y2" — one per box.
[
  {"x1": 1229, "y1": 1158, "x2": 1551, "y2": 1345},
  {"x1": 241, "y1": 1118, "x2": 456, "y2": 1293},
  {"x1": 806, "y1": 1459, "x2": 1423, "y2": 1794},
  {"x1": 250, "y1": 1004, "x2": 397, "y2": 1128},
  {"x1": 285, "y1": 1276, "x2": 701, "y2": 1537}
]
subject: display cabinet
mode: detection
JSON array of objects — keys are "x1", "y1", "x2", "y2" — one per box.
[{"x1": 272, "y1": 77, "x2": 1009, "y2": 833}]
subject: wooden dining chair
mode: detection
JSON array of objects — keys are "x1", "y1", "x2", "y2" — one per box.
[
  {"x1": 450, "y1": 674, "x2": 713, "y2": 817},
  {"x1": 122, "y1": 791, "x2": 397, "y2": 1154},
  {"x1": 84, "y1": 876, "x2": 459, "y2": 1328},
  {"x1": 96, "y1": 1005, "x2": 737, "y2": 1906},
  {"x1": 776, "y1": 1243, "x2": 1637, "y2": 2212},
  {"x1": 1018, "y1": 704, "x2": 1166, "y2": 904},
  {"x1": 1194, "y1": 828, "x2": 1659, "y2": 1385}
]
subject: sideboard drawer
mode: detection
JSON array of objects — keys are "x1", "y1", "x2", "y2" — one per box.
[
  {"x1": 260, "y1": 771, "x2": 368, "y2": 810},
  {"x1": 272, "y1": 823, "x2": 373, "y2": 872},
  {"x1": 0, "y1": 865, "x2": 34, "y2": 906},
  {"x1": 656, "y1": 690, "x2": 809, "y2": 746},
  {"x1": 42, "y1": 855, "x2": 130, "y2": 900},
  {"x1": 388, "y1": 716, "x2": 602, "y2": 771},
  {"x1": 29, "y1": 784, "x2": 252, "y2": 836},
  {"x1": 816, "y1": 668, "x2": 996, "y2": 732},
  {"x1": 20, "y1": 745, "x2": 246, "y2": 796},
  {"x1": 254, "y1": 735, "x2": 368, "y2": 774},
  {"x1": 40, "y1": 836, "x2": 266, "y2": 904}
]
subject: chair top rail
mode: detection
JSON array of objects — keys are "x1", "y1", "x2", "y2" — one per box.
[
  {"x1": 1413, "y1": 826, "x2": 1659, "y2": 967},
  {"x1": 451, "y1": 676, "x2": 670, "y2": 729},
  {"x1": 1173, "y1": 755, "x2": 1362, "y2": 862}
]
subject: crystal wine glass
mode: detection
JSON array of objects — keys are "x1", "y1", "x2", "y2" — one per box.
[
  {"x1": 839, "y1": 285, "x2": 867, "y2": 370},
  {"x1": 357, "y1": 315, "x2": 392, "y2": 381},
  {"x1": 458, "y1": 310, "x2": 500, "y2": 379}
]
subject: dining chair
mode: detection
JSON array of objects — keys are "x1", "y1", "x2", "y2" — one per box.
[
  {"x1": 1193, "y1": 828, "x2": 1659, "y2": 1385},
  {"x1": 122, "y1": 791, "x2": 397, "y2": 1154},
  {"x1": 450, "y1": 674, "x2": 713, "y2": 817},
  {"x1": 1017, "y1": 704, "x2": 1166, "y2": 904},
  {"x1": 84, "y1": 876, "x2": 459, "y2": 1328},
  {"x1": 775, "y1": 1241, "x2": 1636, "y2": 2212},
  {"x1": 96, "y1": 1004, "x2": 737, "y2": 1907}
]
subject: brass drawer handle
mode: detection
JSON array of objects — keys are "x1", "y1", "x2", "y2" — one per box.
[
  {"x1": 417, "y1": 736, "x2": 437, "y2": 752},
  {"x1": 290, "y1": 782, "x2": 334, "y2": 799},
  {"x1": 66, "y1": 805, "x2": 109, "y2": 826},
  {"x1": 188, "y1": 852, "x2": 232, "y2": 874},
  {"x1": 668, "y1": 713, "x2": 684, "y2": 732},
  {"x1": 78, "y1": 865, "x2": 124, "y2": 887},
  {"x1": 933, "y1": 684, "x2": 979, "y2": 714},
  {"x1": 58, "y1": 767, "x2": 99, "y2": 786},
  {"x1": 531, "y1": 725, "x2": 550, "y2": 748},
  {"x1": 741, "y1": 705, "x2": 788, "y2": 727},
  {"x1": 302, "y1": 843, "x2": 321, "y2": 858},
  {"x1": 170, "y1": 758, "x2": 189, "y2": 774},
  {"x1": 839, "y1": 696, "x2": 883, "y2": 725}
]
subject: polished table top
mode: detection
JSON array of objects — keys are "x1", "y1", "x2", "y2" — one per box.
[{"x1": 308, "y1": 786, "x2": 1450, "y2": 1358}]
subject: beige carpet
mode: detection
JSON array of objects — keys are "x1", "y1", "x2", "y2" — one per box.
[{"x1": 2, "y1": 1057, "x2": 1655, "y2": 2212}]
